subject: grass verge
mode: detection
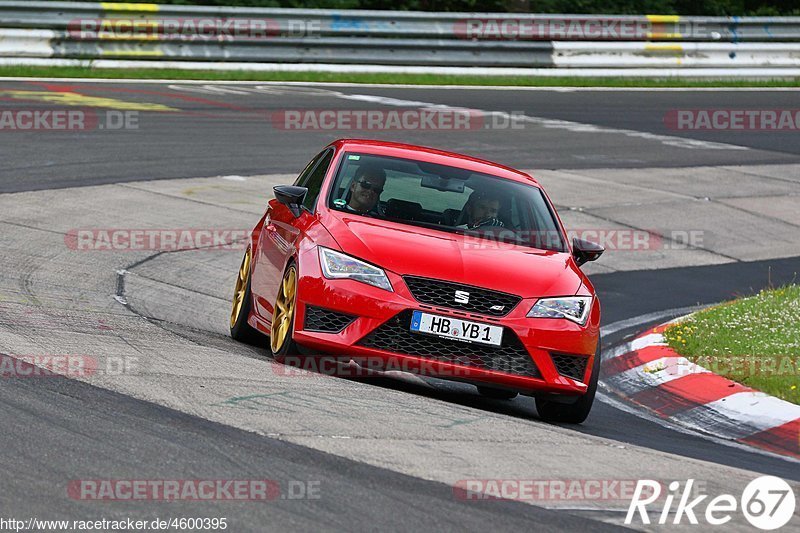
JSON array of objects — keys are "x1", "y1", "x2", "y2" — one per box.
[
  {"x1": 0, "y1": 66, "x2": 799, "y2": 87},
  {"x1": 663, "y1": 285, "x2": 800, "y2": 405}
]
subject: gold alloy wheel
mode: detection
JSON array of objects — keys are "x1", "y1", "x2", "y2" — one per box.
[
  {"x1": 271, "y1": 266, "x2": 297, "y2": 353},
  {"x1": 230, "y1": 248, "x2": 251, "y2": 329}
]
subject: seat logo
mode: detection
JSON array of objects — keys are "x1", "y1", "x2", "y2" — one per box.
[{"x1": 454, "y1": 290, "x2": 470, "y2": 304}]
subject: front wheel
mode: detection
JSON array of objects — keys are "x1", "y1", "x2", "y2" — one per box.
[
  {"x1": 535, "y1": 343, "x2": 601, "y2": 424},
  {"x1": 270, "y1": 264, "x2": 300, "y2": 357}
]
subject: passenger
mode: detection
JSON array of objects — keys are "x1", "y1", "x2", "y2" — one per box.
[{"x1": 456, "y1": 190, "x2": 505, "y2": 229}]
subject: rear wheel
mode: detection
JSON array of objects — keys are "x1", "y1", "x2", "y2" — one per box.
[
  {"x1": 270, "y1": 264, "x2": 300, "y2": 357},
  {"x1": 535, "y1": 343, "x2": 601, "y2": 424},
  {"x1": 477, "y1": 386, "x2": 518, "y2": 400},
  {"x1": 230, "y1": 248, "x2": 259, "y2": 342}
]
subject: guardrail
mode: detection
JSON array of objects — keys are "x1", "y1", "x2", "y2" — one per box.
[{"x1": 0, "y1": 1, "x2": 799, "y2": 74}]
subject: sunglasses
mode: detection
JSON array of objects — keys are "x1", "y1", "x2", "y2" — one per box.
[{"x1": 356, "y1": 179, "x2": 384, "y2": 194}]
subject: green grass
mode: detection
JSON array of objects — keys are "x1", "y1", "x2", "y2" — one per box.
[
  {"x1": 1, "y1": 65, "x2": 800, "y2": 87},
  {"x1": 663, "y1": 285, "x2": 800, "y2": 404}
]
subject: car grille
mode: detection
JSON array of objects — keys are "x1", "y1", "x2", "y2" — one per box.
[
  {"x1": 551, "y1": 353, "x2": 589, "y2": 382},
  {"x1": 304, "y1": 306, "x2": 356, "y2": 333},
  {"x1": 358, "y1": 310, "x2": 540, "y2": 378},
  {"x1": 403, "y1": 276, "x2": 521, "y2": 317}
]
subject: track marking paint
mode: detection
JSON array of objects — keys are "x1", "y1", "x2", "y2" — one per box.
[
  {"x1": 0, "y1": 90, "x2": 178, "y2": 111},
  {"x1": 331, "y1": 92, "x2": 749, "y2": 151}
]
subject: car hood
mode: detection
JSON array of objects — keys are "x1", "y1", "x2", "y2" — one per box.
[{"x1": 322, "y1": 211, "x2": 584, "y2": 298}]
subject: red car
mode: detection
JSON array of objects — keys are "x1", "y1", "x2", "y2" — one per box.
[{"x1": 230, "y1": 139, "x2": 604, "y2": 423}]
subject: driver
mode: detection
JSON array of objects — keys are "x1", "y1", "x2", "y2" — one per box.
[
  {"x1": 346, "y1": 164, "x2": 386, "y2": 216},
  {"x1": 457, "y1": 190, "x2": 505, "y2": 230}
]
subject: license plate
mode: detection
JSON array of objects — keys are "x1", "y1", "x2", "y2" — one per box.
[{"x1": 410, "y1": 311, "x2": 503, "y2": 347}]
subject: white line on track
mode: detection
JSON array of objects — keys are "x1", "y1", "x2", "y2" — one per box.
[
  {"x1": 155, "y1": 82, "x2": 754, "y2": 151},
  {"x1": 600, "y1": 305, "x2": 705, "y2": 338},
  {"x1": 0, "y1": 76, "x2": 761, "y2": 150},
  {"x1": 0, "y1": 77, "x2": 782, "y2": 150},
  {"x1": 328, "y1": 92, "x2": 749, "y2": 151}
]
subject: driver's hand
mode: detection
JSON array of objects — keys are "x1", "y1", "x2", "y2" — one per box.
[{"x1": 469, "y1": 217, "x2": 505, "y2": 229}]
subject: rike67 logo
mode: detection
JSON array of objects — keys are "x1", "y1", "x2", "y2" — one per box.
[{"x1": 626, "y1": 477, "x2": 796, "y2": 530}]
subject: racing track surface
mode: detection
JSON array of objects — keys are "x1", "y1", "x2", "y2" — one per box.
[
  {"x1": 1, "y1": 80, "x2": 799, "y2": 531},
  {"x1": 1, "y1": 81, "x2": 800, "y2": 192}
]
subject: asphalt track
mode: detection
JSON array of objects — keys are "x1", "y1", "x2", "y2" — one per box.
[
  {"x1": 0, "y1": 81, "x2": 799, "y2": 192},
  {"x1": 0, "y1": 367, "x2": 617, "y2": 532},
  {"x1": 1, "y1": 80, "x2": 799, "y2": 531}
]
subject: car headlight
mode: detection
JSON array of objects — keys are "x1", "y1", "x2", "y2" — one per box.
[
  {"x1": 319, "y1": 247, "x2": 393, "y2": 292},
  {"x1": 527, "y1": 296, "x2": 592, "y2": 325}
]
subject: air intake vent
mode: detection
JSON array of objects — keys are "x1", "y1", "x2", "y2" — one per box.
[
  {"x1": 304, "y1": 306, "x2": 356, "y2": 333},
  {"x1": 551, "y1": 353, "x2": 589, "y2": 382}
]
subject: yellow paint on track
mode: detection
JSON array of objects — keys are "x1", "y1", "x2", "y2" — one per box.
[{"x1": 0, "y1": 90, "x2": 178, "y2": 112}]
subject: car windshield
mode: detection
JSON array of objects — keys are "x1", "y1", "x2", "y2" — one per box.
[{"x1": 327, "y1": 152, "x2": 566, "y2": 252}]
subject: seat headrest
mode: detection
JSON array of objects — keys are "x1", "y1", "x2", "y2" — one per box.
[{"x1": 385, "y1": 199, "x2": 423, "y2": 221}]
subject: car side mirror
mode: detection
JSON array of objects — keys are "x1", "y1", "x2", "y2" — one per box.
[
  {"x1": 273, "y1": 185, "x2": 308, "y2": 218},
  {"x1": 572, "y1": 237, "x2": 604, "y2": 266}
]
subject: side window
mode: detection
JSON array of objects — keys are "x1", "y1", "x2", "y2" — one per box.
[
  {"x1": 301, "y1": 149, "x2": 334, "y2": 212},
  {"x1": 293, "y1": 150, "x2": 327, "y2": 187}
]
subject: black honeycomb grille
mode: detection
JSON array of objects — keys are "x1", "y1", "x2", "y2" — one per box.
[
  {"x1": 304, "y1": 306, "x2": 356, "y2": 333},
  {"x1": 551, "y1": 353, "x2": 589, "y2": 382},
  {"x1": 358, "y1": 310, "x2": 539, "y2": 378},
  {"x1": 403, "y1": 276, "x2": 521, "y2": 317}
]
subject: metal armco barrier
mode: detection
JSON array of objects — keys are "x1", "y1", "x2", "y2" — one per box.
[{"x1": 0, "y1": 1, "x2": 799, "y2": 72}]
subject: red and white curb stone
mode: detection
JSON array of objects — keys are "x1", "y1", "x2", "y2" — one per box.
[{"x1": 602, "y1": 319, "x2": 800, "y2": 460}]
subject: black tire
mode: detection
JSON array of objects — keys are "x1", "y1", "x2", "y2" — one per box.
[
  {"x1": 230, "y1": 249, "x2": 261, "y2": 343},
  {"x1": 477, "y1": 386, "x2": 518, "y2": 400},
  {"x1": 270, "y1": 263, "x2": 301, "y2": 358},
  {"x1": 272, "y1": 327, "x2": 301, "y2": 359},
  {"x1": 535, "y1": 342, "x2": 601, "y2": 424}
]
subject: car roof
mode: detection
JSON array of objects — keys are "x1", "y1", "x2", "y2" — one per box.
[{"x1": 329, "y1": 139, "x2": 540, "y2": 187}]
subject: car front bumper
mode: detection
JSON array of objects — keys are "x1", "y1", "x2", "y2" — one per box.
[{"x1": 278, "y1": 250, "x2": 600, "y2": 396}]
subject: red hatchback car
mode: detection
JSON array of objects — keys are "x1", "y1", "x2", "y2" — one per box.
[{"x1": 230, "y1": 139, "x2": 604, "y2": 423}]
